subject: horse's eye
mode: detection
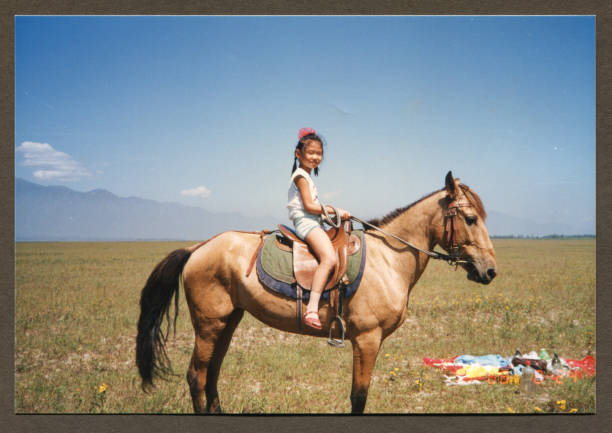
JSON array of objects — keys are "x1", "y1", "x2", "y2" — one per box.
[{"x1": 466, "y1": 216, "x2": 477, "y2": 226}]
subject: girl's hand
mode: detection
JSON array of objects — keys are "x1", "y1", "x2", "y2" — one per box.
[{"x1": 336, "y1": 208, "x2": 351, "y2": 221}]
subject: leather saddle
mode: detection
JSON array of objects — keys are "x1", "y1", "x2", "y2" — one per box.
[{"x1": 277, "y1": 221, "x2": 361, "y2": 291}]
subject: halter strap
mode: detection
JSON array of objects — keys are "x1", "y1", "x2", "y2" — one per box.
[{"x1": 444, "y1": 199, "x2": 471, "y2": 260}]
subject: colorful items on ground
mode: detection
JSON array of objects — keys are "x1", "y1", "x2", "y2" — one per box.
[{"x1": 423, "y1": 350, "x2": 595, "y2": 386}]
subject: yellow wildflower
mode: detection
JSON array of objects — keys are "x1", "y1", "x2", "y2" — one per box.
[
  {"x1": 394, "y1": 367, "x2": 399, "y2": 371},
  {"x1": 98, "y1": 383, "x2": 108, "y2": 393},
  {"x1": 414, "y1": 378, "x2": 423, "y2": 390},
  {"x1": 534, "y1": 406, "x2": 543, "y2": 412},
  {"x1": 556, "y1": 400, "x2": 566, "y2": 410},
  {"x1": 569, "y1": 408, "x2": 578, "y2": 413},
  {"x1": 507, "y1": 407, "x2": 515, "y2": 413}
]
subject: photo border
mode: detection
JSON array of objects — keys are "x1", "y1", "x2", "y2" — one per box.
[{"x1": 2, "y1": 1, "x2": 609, "y2": 432}]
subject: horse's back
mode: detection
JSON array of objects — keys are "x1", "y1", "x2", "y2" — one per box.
[{"x1": 184, "y1": 230, "x2": 259, "y2": 271}]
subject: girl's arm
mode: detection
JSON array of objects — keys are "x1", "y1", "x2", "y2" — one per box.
[
  {"x1": 295, "y1": 176, "x2": 324, "y2": 214},
  {"x1": 294, "y1": 176, "x2": 350, "y2": 219}
]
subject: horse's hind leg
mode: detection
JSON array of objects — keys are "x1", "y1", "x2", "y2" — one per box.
[{"x1": 186, "y1": 308, "x2": 244, "y2": 413}]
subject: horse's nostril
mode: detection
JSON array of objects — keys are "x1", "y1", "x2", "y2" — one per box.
[{"x1": 487, "y1": 268, "x2": 497, "y2": 280}]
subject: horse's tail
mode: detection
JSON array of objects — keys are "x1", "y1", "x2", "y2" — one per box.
[{"x1": 136, "y1": 243, "x2": 204, "y2": 391}]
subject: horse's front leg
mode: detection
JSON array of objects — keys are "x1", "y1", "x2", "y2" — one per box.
[{"x1": 349, "y1": 328, "x2": 383, "y2": 414}]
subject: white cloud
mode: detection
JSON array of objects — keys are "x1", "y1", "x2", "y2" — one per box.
[
  {"x1": 181, "y1": 186, "x2": 212, "y2": 198},
  {"x1": 16, "y1": 141, "x2": 91, "y2": 181}
]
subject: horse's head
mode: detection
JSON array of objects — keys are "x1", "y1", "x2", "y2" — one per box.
[{"x1": 438, "y1": 171, "x2": 497, "y2": 284}]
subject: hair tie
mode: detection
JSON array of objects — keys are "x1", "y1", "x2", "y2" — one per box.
[{"x1": 298, "y1": 127, "x2": 316, "y2": 139}]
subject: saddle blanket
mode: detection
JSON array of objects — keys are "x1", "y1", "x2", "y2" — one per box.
[{"x1": 256, "y1": 230, "x2": 367, "y2": 301}]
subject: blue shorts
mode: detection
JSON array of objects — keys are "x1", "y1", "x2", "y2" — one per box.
[{"x1": 292, "y1": 214, "x2": 323, "y2": 240}]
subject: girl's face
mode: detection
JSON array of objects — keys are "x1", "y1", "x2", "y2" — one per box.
[{"x1": 295, "y1": 140, "x2": 323, "y2": 172}]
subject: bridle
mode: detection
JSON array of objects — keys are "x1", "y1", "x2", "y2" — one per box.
[{"x1": 442, "y1": 198, "x2": 474, "y2": 264}]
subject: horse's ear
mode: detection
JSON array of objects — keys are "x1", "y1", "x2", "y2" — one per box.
[{"x1": 445, "y1": 171, "x2": 457, "y2": 198}]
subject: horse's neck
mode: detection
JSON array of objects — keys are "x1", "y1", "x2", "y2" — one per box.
[
  {"x1": 382, "y1": 191, "x2": 445, "y2": 251},
  {"x1": 378, "y1": 191, "x2": 445, "y2": 288}
]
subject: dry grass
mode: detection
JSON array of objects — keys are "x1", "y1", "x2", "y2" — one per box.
[{"x1": 15, "y1": 238, "x2": 595, "y2": 413}]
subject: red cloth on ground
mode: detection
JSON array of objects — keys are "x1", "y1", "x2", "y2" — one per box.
[{"x1": 565, "y1": 355, "x2": 596, "y2": 376}]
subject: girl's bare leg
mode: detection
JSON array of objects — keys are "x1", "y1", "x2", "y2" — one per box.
[{"x1": 304, "y1": 227, "x2": 336, "y2": 313}]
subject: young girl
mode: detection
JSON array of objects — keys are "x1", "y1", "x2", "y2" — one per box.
[{"x1": 287, "y1": 128, "x2": 350, "y2": 330}]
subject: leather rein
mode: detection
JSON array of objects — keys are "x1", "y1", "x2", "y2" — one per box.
[
  {"x1": 329, "y1": 203, "x2": 472, "y2": 266},
  {"x1": 351, "y1": 216, "x2": 469, "y2": 266},
  {"x1": 321, "y1": 200, "x2": 472, "y2": 266}
]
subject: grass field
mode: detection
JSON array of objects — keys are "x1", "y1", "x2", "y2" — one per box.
[{"x1": 15, "y1": 238, "x2": 595, "y2": 414}]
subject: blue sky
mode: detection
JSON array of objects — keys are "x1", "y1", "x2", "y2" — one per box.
[{"x1": 15, "y1": 16, "x2": 595, "y2": 231}]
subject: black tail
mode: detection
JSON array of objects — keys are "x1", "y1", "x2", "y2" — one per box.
[{"x1": 136, "y1": 248, "x2": 192, "y2": 391}]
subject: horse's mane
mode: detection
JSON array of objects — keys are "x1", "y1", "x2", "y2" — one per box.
[
  {"x1": 366, "y1": 188, "x2": 443, "y2": 229},
  {"x1": 365, "y1": 183, "x2": 486, "y2": 230}
]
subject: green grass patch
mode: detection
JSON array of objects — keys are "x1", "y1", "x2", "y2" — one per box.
[{"x1": 15, "y1": 239, "x2": 595, "y2": 413}]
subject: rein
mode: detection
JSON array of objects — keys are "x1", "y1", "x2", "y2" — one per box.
[
  {"x1": 349, "y1": 213, "x2": 470, "y2": 266},
  {"x1": 320, "y1": 199, "x2": 472, "y2": 266}
]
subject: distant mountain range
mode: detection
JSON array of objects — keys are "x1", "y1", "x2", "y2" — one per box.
[
  {"x1": 15, "y1": 178, "x2": 594, "y2": 241},
  {"x1": 15, "y1": 178, "x2": 281, "y2": 241}
]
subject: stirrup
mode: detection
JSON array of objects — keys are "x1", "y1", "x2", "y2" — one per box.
[{"x1": 327, "y1": 316, "x2": 345, "y2": 348}]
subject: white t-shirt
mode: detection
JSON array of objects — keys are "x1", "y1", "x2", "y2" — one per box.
[{"x1": 287, "y1": 167, "x2": 321, "y2": 220}]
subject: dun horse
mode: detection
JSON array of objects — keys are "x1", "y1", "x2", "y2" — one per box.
[{"x1": 136, "y1": 172, "x2": 497, "y2": 413}]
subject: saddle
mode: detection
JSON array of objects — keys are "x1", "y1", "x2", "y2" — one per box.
[
  {"x1": 277, "y1": 221, "x2": 360, "y2": 291},
  {"x1": 246, "y1": 223, "x2": 366, "y2": 346}
]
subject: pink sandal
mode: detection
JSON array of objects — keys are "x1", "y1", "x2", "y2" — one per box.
[{"x1": 303, "y1": 311, "x2": 322, "y2": 330}]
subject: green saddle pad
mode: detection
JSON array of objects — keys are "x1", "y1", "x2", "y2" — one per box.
[{"x1": 260, "y1": 230, "x2": 365, "y2": 285}]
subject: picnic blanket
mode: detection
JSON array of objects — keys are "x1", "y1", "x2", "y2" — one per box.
[{"x1": 423, "y1": 351, "x2": 595, "y2": 386}]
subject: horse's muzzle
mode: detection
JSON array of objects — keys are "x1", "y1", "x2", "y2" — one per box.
[{"x1": 465, "y1": 262, "x2": 497, "y2": 285}]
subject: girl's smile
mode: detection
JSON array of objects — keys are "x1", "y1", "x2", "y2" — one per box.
[{"x1": 295, "y1": 140, "x2": 323, "y2": 173}]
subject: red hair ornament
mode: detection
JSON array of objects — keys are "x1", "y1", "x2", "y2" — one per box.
[{"x1": 298, "y1": 128, "x2": 316, "y2": 139}]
